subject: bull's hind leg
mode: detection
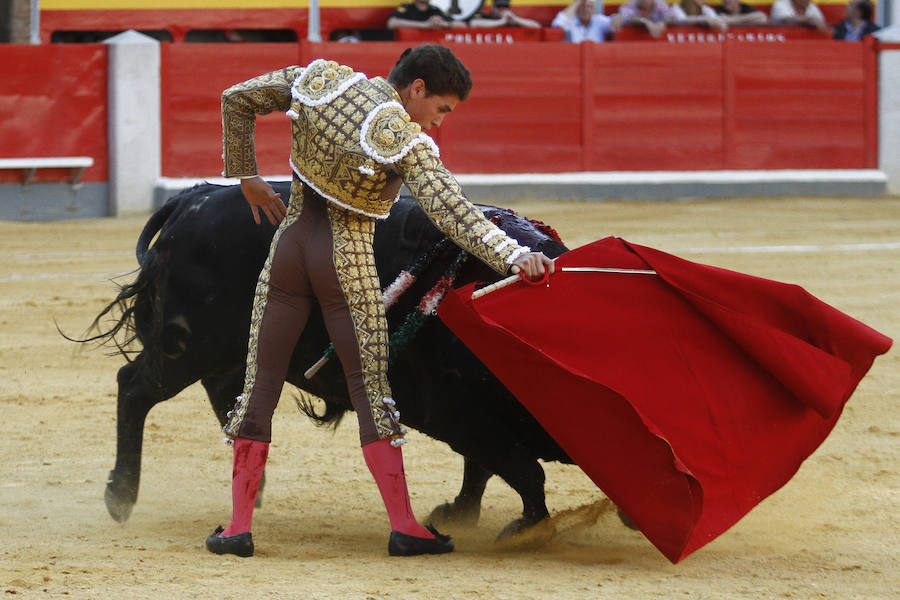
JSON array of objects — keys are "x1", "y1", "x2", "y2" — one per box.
[
  {"x1": 491, "y1": 455, "x2": 549, "y2": 538},
  {"x1": 201, "y1": 368, "x2": 266, "y2": 508},
  {"x1": 428, "y1": 426, "x2": 549, "y2": 538},
  {"x1": 106, "y1": 353, "x2": 202, "y2": 522},
  {"x1": 427, "y1": 456, "x2": 492, "y2": 528},
  {"x1": 106, "y1": 356, "x2": 166, "y2": 522},
  {"x1": 459, "y1": 432, "x2": 549, "y2": 539}
]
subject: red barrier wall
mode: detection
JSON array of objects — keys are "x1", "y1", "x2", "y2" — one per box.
[
  {"x1": 0, "y1": 44, "x2": 108, "y2": 184},
  {"x1": 416, "y1": 43, "x2": 585, "y2": 174},
  {"x1": 161, "y1": 43, "x2": 301, "y2": 177},
  {"x1": 586, "y1": 42, "x2": 725, "y2": 171},
  {"x1": 724, "y1": 41, "x2": 874, "y2": 169},
  {"x1": 0, "y1": 40, "x2": 877, "y2": 184},
  {"x1": 159, "y1": 40, "x2": 876, "y2": 176}
]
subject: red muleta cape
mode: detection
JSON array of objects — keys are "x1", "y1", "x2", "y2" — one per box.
[{"x1": 437, "y1": 237, "x2": 892, "y2": 563}]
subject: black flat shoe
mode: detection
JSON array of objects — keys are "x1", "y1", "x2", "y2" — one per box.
[
  {"x1": 388, "y1": 524, "x2": 454, "y2": 556},
  {"x1": 205, "y1": 526, "x2": 254, "y2": 557}
]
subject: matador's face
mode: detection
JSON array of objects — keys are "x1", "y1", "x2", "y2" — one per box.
[{"x1": 401, "y1": 78, "x2": 460, "y2": 131}]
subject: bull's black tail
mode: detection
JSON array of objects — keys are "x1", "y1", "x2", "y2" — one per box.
[
  {"x1": 294, "y1": 393, "x2": 348, "y2": 430},
  {"x1": 60, "y1": 246, "x2": 168, "y2": 365},
  {"x1": 60, "y1": 195, "x2": 190, "y2": 362},
  {"x1": 136, "y1": 199, "x2": 178, "y2": 264},
  {"x1": 63, "y1": 183, "x2": 227, "y2": 360}
]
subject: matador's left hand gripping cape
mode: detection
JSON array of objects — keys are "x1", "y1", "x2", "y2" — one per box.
[{"x1": 222, "y1": 59, "x2": 530, "y2": 275}]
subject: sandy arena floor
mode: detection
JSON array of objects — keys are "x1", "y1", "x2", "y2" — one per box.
[{"x1": 1, "y1": 196, "x2": 898, "y2": 599}]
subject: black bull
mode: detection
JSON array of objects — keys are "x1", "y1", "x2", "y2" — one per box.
[{"x1": 82, "y1": 181, "x2": 576, "y2": 536}]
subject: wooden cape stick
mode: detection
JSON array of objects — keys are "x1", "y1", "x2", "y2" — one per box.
[{"x1": 471, "y1": 266, "x2": 657, "y2": 300}]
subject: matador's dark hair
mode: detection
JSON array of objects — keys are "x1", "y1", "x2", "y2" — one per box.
[{"x1": 387, "y1": 44, "x2": 473, "y2": 101}]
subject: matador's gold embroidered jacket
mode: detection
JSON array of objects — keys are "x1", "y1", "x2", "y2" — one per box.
[{"x1": 222, "y1": 58, "x2": 530, "y2": 275}]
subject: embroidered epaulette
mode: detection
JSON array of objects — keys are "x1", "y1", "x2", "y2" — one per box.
[
  {"x1": 289, "y1": 58, "x2": 365, "y2": 108},
  {"x1": 360, "y1": 102, "x2": 440, "y2": 165}
]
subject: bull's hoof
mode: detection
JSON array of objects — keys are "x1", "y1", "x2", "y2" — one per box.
[
  {"x1": 426, "y1": 502, "x2": 479, "y2": 529},
  {"x1": 497, "y1": 517, "x2": 534, "y2": 539},
  {"x1": 492, "y1": 517, "x2": 555, "y2": 550},
  {"x1": 105, "y1": 483, "x2": 135, "y2": 523}
]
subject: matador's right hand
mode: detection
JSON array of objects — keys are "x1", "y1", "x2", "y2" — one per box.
[
  {"x1": 241, "y1": 176, "x2": 287, "y2": 225},
  {"x1": 511, "y1": 252, "x2": 555, "y2": 280}
]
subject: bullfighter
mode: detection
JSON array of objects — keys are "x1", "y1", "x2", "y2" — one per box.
[{"x1": 206, "y1": 43, "x2": 554, "y2": 557}]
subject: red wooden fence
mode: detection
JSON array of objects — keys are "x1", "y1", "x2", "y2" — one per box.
[
  {"x1": 160, "y1": 43, "x2": 301, "y2": 179},
  {"x1": 0, "y1": 39, "x2": 879, "y2": 184},
  {"x1": 158, "y1": 40, "x2": 877, "y2": 176},
  {"x1": 724, "y1": 41, "x2": 876, "y2": 169},
  {"x1": 0, "y1": 44, "x2": 108, "y2": 184}
]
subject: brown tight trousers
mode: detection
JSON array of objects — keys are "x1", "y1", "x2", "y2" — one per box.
[{"x1": 226, "y1": 181, "x2": 403, "y2": 445}]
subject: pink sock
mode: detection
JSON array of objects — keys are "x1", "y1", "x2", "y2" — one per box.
[
  {"x1": 362, "y1": 438, "x2": 434, "y2": 539},
  {"x1": 221, "y1": 437, "x2": 269, "y2": 536}
]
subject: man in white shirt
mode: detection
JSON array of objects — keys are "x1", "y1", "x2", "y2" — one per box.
[
  {"x1": 769, "y1": 0, "x2": 830, "y2": 34},
  {"x1": 552, "y1": 0, "x2": 614, "y2": 43}
]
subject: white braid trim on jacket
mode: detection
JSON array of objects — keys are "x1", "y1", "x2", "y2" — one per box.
[
  {"x1": 359, "y1": 101, "x2": 440, "y2": 164},
  {"x1": 288, "y1": 59, "x2": 367, "y2": 108}
]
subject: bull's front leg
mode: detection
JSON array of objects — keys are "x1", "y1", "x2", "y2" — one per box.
[
  {"x1": 105, "y1": 357, "x2": 165, "y2": 523},
  {"x1": 494, "y1": 457, "x2": 549, "y2": 539},
  {"x1": 454, "y1": 424, "x2": 550, "y2": 539},
  {"x1": 427, "y1": 456, "x2": 492, "y2": 528}
]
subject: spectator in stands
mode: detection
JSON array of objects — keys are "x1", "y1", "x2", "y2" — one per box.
[
  {"x1": 714, "y1": 0, "x2": 768, "y2": 26},
  {"x1": 470, "y1": 0, "x2": 542, "y2": 29},
  {"x1": 330, "y1": 28, "x2": 362, "y2": 42},
  {"x1": 833, "y1": 0, "x2": 880, "y2": 40},
  {"x1": 670, "y1": 0, "x2": 727, "y2": 31},
  {"x1": 612, "y1": 0, "x2": 673, "y2": 39},
  {"x1": 387, "y1": 0, "x2": 466, "y2": 30},
  {"x1": 552, "y1": 0, "x2": 614, "y2": 42},
  {"x1": 769, "y1": 0, "x2": 830, "y2": 35}
]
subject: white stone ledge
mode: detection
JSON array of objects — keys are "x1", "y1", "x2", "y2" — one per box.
[
  {"x1": 453, "y1": 170, "x2": 889, "y2": 186},
  {"x1": 154, "y1": 169, "x2": 889, "y2": 207},
  {"x1": 159, "y1": 170, "x2": 886, "y2": 188},
  {"x1": 0, "y1": 157, "x2": 94, "y2": 170}
]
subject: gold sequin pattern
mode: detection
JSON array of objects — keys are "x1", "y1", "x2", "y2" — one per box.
[
  {"x1": 288, "y1": 77, "x2": 404, "y2": 217},
  {"x1": 221, "y1": 66, "x2": 302, "y2": 178},
  {"x1": 396, "y1": 143, "x2": 524, "y2": 274},
  {"x1": 223, "y1": 184, "x2": 305, "y2": 438},
  {"x1": 326, "y1": 203, "x2": 404, "y2": 440}
]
